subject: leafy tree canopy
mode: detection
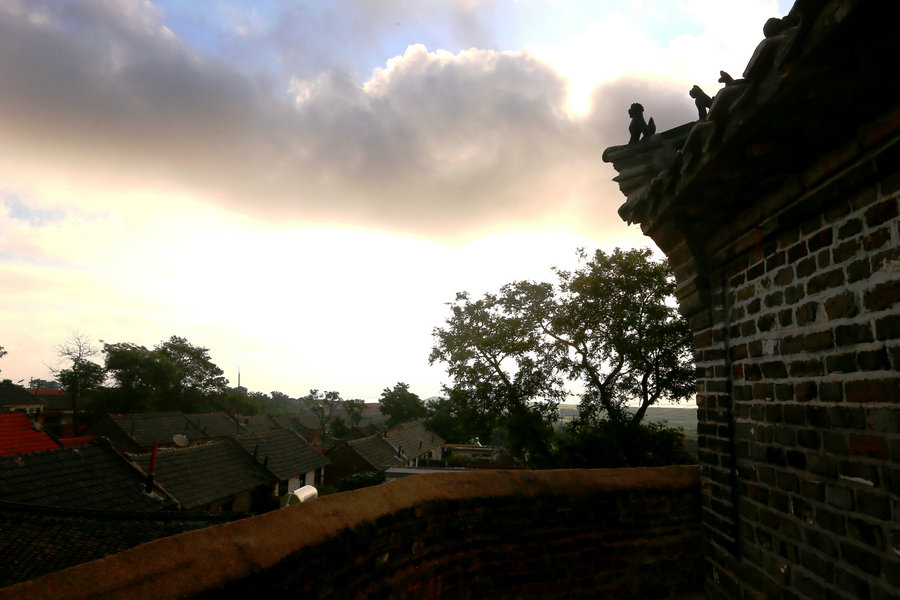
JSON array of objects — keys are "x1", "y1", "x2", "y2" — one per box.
[
  {"x1": 430, "y1": 247, "x2": 694, "y2": 464},
  {"x1": 379, "y1": 382, "x2": 427, "y2": 429},
  {"x1": 299, "y1": 389, "x2": 341, "y2": 434},
  {"x1": 100, "y1": 335, "x2": 228, "y2": 413}
]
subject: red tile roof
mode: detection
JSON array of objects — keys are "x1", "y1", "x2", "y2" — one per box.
[{"x1": 0, "y1": 413, "x2": 61, "y2": 456}]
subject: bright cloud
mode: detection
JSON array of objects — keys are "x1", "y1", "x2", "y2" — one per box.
[{"x1": 0, "y1": 0, "x2": 792, "y2": 398}]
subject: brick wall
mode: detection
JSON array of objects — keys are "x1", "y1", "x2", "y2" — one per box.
[
  {"x1": 1, "y1": 467, "x2": 701, "y2": 600},
  {"x1": 652, "y1": 117, "x2": 900, "y2": 599}
]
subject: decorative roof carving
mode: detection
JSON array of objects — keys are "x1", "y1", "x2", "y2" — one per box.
[{"x1": 603, "y1": 0, "x2": 893, "y2": 238}]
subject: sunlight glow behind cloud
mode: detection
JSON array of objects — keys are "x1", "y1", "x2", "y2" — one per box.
[{"x1": 0, "y1": 0, "x2": 791, "y2": 398}]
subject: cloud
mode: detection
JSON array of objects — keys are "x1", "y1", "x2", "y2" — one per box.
[{"x1": 0, "y1": 0, "x2": 702, "y2": 241}]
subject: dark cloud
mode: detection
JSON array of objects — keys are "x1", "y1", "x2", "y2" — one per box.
[{"x1": 0, "y1": 0, "x2": 696, "y2": 237}]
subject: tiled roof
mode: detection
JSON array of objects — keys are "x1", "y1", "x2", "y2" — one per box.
[
  {"x1": 272, "y1": 414, "x2": 317, "y2": 433},
  {"x1": 107, "y1": 412, "x2": 209, "y2": 448},
  {"x1": 239, "y1": 414, "x2": 281, "y2": 433},
  {"x1": 347, "y1": 434, "x2": 405, "y2": 470},
  {"x1": 385, "y1": 421, "x2": 444, "y2": 461},
  {"x1": 603, "y1": 0, "x2": 896, "y2": 235},
  {"x1": 130, "y1": 440, "x2": 273, "y2": 510},
  {"x1": 187, "y1": 412, "x2": 241, "y2": 437},
  {"x1": 0, "y1": 503, "x2": 241, "y2": 587},
  {"x1": 233, "y1": 429, "x2": 329, "y2": 481},
  {"x1": 0, "y1": 381, "x2": 40, "y2": 408},
  {"x1": 33, "y1": 390, "x2": 74, "y2": 411},
  {"x1": 0, "y1": 413, "x2": 62, "y2": 456},
  {"x1": 0, "y1": 440, "x2": 172, "y2": 511}
]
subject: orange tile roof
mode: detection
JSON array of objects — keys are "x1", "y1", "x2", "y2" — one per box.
[{"x1": 0, "y1": 413, "x2": 62, "y2": 456}]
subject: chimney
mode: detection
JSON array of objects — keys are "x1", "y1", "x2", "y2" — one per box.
[{"x1": 145, "y1": 442, "x2": 158, "y2": 493}]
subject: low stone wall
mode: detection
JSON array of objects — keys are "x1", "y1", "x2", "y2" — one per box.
[{"x1": 1, "y1": 467, "x2": 701, "y2": 600}]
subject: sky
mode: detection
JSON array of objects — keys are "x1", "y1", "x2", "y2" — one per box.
[{"x1": 0, "y1": 0, "x2": 792, "y2": 401}]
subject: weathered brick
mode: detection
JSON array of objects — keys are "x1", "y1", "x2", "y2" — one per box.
[
  {"x1": 796, "y1": 301, "x2": 819, "y2": 325},
  {"x1": 775, "y1": 383, "x2": 793, "y2": 401},
  {"x1": 806, "y1": 406, "x2": 830, "y2": 427},
  {"x1": 826, "y1": 352, "x2": 857, "y2": 373},
  {"x1": 819, "y1": 381, "x2": 843, "y2": 402},
  {"x1": 795, "y1": 381, "x2": 817, "y2": 401},
  {"x1": 808, "y1": 228, "x2": 834, "y2": 252},
  {"x1": 796, "y1": 256, "x2": 817, "y2": 278},
  {"x1": 741, "y1": 320, "x2": 757, "y2": 337},
  {"x1": 805, "y1": 330, "x2": 834, "y2": 352},
  {"x1": 864, "y1": 197, "x2": 898, "y2": 227},
  {"x1": 784, "y1": 284, "x2": 805, "y2": 304},
  {"x1": 824, "y1": 432, "x2": 848, "y2": 455},
  {"x1": 857, "y1": 348, "x2": 890, "y2": 370},
  {"x1": 758, "y1": 313, "x2": 775, "y2": 332},
  {"x1": 837, "y1": 218, "x2": 863, "y2": 239},
  {"x1": 847, "y1": 258, "x2": 871, "y2": 283},
  {"x1": 790, "y1": 359, "x2": 824, "y2": 377},
  {"x1": 845, "y1": 378, "x2": 900, "y2": 403},
  {"x1": 831, "y1": 405, "x2": 866, "y2": 429},
  {"x1": 864, "y1": 280, "x2": 900, "y2": 311},
  {"x1": 730, "y1": 344, "x2": 748, "y2": 361},
  {"x1": 777, "y1": 309, "x2": 793, "y2": 327},
  {"x1": 824, "y1": 290, "x2": 859, "y2": 320},
  {"x1": 832, "y1": 238, "x2": 861, "y2": 263},
  {"x1": 764, "y1": 291, "x2": 783, "y2": 309},
  {"x1": 788, "y1": 240, "x2": 808, "y2": 263},
  {"x1": 766, "y1": 251, "x2": 786, "y2": 271},
  {"x1": 760, "y1": 361, "x2": 787, "y2": 379},
  {"x1": 835, "y1": 323, "x2": 874, "y2": 346},
  {"x1": 856, "y1": 490, "x2": 890, "y2": 521},
  {"x1": 841, "y1": 542, "x2": 881, "y2": 576},
  {"x1": 864, "y1": 226, "x2": 891, "y2": 251},
  {"x1": 806, "y1": 268, "x2": 845, "y2": 295},
  {"x1": 746, "y1": 261, "x2": 765, "y2": 281},
  {"x1": 849, "y1": 434, "x2": 889, "y2": 459},
  {"x1": 797, "y1": 429, "x2": 820, "y2": 449},
  {"x1": 866, "y1": 407, "x2": 900, "y2": 432},
  {"x1": 872, "y1": 246, "x2": 900, "y2": 272}
]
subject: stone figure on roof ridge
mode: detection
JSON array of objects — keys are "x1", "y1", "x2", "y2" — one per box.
[
  {"x1": 628, "y1": 103, "x2": 656, "y2": 144},
  {"x1": 689, "y1": 85, "x2": 713, "y2": 119}
]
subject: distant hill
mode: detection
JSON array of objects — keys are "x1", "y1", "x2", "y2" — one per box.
[{"x1": 558, "y1": 404, "x2": 698, "y2": 438}]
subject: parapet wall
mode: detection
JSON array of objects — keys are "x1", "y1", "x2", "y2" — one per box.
[{"x1": 1, "y1": 467, "x2": 701, "y2": 600}]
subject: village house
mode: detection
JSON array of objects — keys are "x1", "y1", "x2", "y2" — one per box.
[{"x1": 233, "y1": 429, "x2": 330, "y2": 496}]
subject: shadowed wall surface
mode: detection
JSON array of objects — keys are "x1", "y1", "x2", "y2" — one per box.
[
  {"x1": 604, "y1": 2, "x2": 900, "y2": 598},
  {"x1": 1, "y1": 467, "x2": 701, "y2": 600}
]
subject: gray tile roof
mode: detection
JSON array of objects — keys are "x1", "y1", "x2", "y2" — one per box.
[
  {"x1": 98, "y1": 412, "x2": 209, "y2": 449},
  {"x1": 233, "y1": 429, "x2": 329, "y2": 481},
  {"x1": 130, "y1": 440, "x2": 272, "y2": 510},
  {"x1": 239, "y1": 414, "x2": 281, "y2": 433},
  {"x1": 0, "y1": 440, "x2": 172, "y2": 512},
  {"x1": 186, "y1": 412, "x2": 242, "y2": 438},
  {"x1": 346, "y1": 434, "x2": 405, "y2": 470},
  {"x1": 0, "y1": 381, "x2": 40, "y2": 408},
  {"x1": 0, "y1": 503, "x2": 241, "y2": 587},
  {"x1": 385, "y1": 421, "x2": 444, "y2": 461}
]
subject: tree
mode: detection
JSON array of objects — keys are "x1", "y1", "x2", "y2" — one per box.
[
  {"x1": 429, "y1": 291, "x2": 564, "y2": 462},
  {"x1": 378, "y1": 382, "x2": 427, "y2": 429},
  {"x1": 28, "y1": 378, "x2": 61, "y2": 391},
  {"x1": 431, "y1": 247, "x2": 694, "y2": 465},
  {"x1": 504, "y1": 248, "x2": 694, "y2": 429},
  {"x1": 342, "y1": 398, "x2": 366, "y2": 429},
  {"x1": 300, "y1": 389, "x2": 340, "y2": 435},
  {"x1": 0, "y1": 346, "x2": 6, "y2": 372},
  {"x1": 52, "y1": 333, "x2": 105, "y2": 431},
  {"x1": 102, "y1": 336, "x2": 228, "y2": 412}
]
